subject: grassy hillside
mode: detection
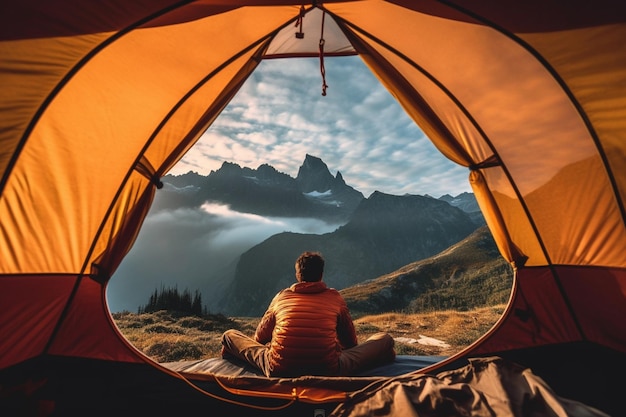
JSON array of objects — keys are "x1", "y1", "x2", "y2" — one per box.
[
  {"x1": 113, "y1": 305, "x2": 505, "y2": 363},
  {"x1": 341, "y1": 226, "x2": 513, "y2": 314}
]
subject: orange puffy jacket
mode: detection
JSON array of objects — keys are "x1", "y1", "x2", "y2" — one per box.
[{"x1": 254, "y1": 281, "x2": 357, "y2": 377}]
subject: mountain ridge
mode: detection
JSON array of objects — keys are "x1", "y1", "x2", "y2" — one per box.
[
  {"x1": 218, "y1": 190, "x2": 482, "y2": 316},
  {"x1": 155, "y1": 154, "x2": 364, "y2": 223},
  {"x1": 340, "y1": 225, "x2": 512, "y2": 314}
]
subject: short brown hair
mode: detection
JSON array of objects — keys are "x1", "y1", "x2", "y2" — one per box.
[{"x1": 295, "y1": 251, "x2": 324, "y2": 282}]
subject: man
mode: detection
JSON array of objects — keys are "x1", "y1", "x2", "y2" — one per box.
[{"x1": 221, "y1": 251, "x2": 395, "y2": 377}]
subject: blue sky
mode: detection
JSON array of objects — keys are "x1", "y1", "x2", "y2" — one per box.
[{"x1": 169, "y1": 55, "x2": 471, "y2": 198}]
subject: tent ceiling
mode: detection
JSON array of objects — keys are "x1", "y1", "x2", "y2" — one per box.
[{"x1": 3, "y1": 0, "x2": 624, "y2": 275}]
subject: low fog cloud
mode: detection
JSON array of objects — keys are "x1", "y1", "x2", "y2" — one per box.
[{"x1": 107, "y1": 204, "x2": 343, "y2": 313}]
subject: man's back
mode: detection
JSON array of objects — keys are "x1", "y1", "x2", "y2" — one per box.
[
  {"x1": 221, "y1": 251, "x2": 393, "y2": 377},
  {"x1": 255, "y1": 281, "x2": 357, "y2": 376}
]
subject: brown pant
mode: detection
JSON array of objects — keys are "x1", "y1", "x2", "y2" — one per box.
[{"x1": 221, "y1": 329, "x2": 395, "y2": 377}]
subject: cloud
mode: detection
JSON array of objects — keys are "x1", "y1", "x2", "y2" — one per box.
[
  {"x1": 107, "y1": 203, "x2": 343, "y2": 312},
  {"x1": 169, "y1": 56, "x2": 471, "y2": 198}
]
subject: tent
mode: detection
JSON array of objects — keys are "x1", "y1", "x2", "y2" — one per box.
[{"x1": 1, "y1": 0, "x2": 625, "y2": 415}]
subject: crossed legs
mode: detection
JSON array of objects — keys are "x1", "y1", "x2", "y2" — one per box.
[{"x1": 221, "y1": 330, "x2": 395, "y2": 377}]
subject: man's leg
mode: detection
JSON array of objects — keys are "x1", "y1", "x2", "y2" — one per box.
[
  {"x1": 339, "y1": 332, "x2": 395, "y2": 376},
  {"x1": 221, "y1": 329, "x2": 271, "y2": 376}
]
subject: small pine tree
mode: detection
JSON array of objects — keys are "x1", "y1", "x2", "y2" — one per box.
[
  {"x1": 138, "y1": 285, "x2": 206, "y2": 317},
  {"x1": 192, "y1": 290, "x2": 203, "y2": 316}
]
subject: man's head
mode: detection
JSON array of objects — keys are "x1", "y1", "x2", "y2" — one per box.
[{"x1": 295, "y1": 251, "x2": 325, "y2": 282}]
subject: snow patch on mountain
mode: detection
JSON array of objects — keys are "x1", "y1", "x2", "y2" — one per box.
[
  {"x1": 162, "y1": 183, "x2": 200, "y2": 193},
  {"x1": 303, "y1": 189, "x2": 342, "y2": 207},
  {"x1": 305, "y1": 190, "x2": 333, "y2": 198}
]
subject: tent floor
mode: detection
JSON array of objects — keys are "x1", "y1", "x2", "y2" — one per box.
[
  {"x1": 1, "y1": 343, "x2": 624, "y2": 416},
  {"x1": 0, "y1": 355, "x2": 443, "y2": 417},
  {"x1": 0, "y1": 355, "x2": 316, "y2": 417},
  {"x1": 161, "y1": 353, "x2": 447, "y2": 378}
]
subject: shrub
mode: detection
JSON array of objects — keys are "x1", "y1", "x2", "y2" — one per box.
[
  {"x1": 177, "y1": 317, "x2": 206, "y2": 329},
  {"x1": 394, "y1": 343, "x2": 430, "y2": 356},
  {"x1": 144, "y1": 324, "x2": 185, "y2": 334},
  {"x1": 355, "y1": 322, "x2": 380, "y2": 333},
  {"x1": 145, "y1": 340, "x2": 206, "y2": 362}
]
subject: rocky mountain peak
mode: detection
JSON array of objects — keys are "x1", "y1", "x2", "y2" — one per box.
[
  {"x1": 295, "y1": 154, "x2": 336, "y2": 193},
  {"x1": 214, "y1": 161, "x2": 243, "y2": 176},
  {"x1": 438, "y1": 192, "x2": 480, "y2": 213}
]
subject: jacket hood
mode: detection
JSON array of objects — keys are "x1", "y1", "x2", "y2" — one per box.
[{"x1": 290, "y1": 281, "x2": 328, "y2": 294}]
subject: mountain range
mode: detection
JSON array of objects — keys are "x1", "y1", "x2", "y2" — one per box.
[
  {"x1": 157, "y1": 155, "x2": 494, "y2": 316},
  {"x1": 156, "y1": 154, "x2": 364, "y2": 223}
]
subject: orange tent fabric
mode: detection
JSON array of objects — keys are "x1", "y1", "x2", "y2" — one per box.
[{"x1": 1, "y1": 1, "x2": 625, "y2": 415}]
